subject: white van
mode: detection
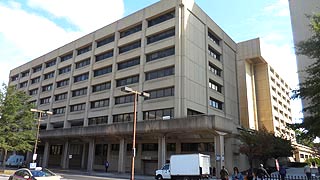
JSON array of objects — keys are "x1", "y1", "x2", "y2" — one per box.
[{"x1": 6, "y1": 155, "x2": 25, "y2": 167}]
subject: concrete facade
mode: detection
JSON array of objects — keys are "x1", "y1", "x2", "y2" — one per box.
[{"x1": 8, "y1": 0, "x2": 243, "y2": 175}]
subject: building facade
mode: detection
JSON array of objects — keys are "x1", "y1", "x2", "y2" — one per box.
[{"x1": 8, "y1": 0, "x2": 242, "y2": 175}]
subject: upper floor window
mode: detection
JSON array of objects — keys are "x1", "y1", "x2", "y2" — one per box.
[
  {"x1": 118, "y1": 57, "x2": 140, "y2": 70},
  {"x1": 91, "y1": 99, "x2": 109, "y2": 109},
  {"x1": 95, "y1": 50, "x2": 113, "y2": 62},
  {"x1": 113, "y1": 113, "x2": 134, "y2": 123},
  {"x1": 42, "y1": 84, "x2": 53, "y2": 92},
  {"x1": 96, "y1": 35, "x2": 115, "y2": 48},
  {"x1": 74, "y1": 72, "x2": 89, "y2": 83},
  {"x1": 53, "y1": 107, "x2": 66, "y2": 115},
  {"x1": 45, "y1": 59, "x2": 56, "y2": 68},
  {"x1": 19, "y1": 81, "x2": 28, "y2": 88},
  {"x1": 208, "y1": 46, "x2": 221, "y2": 61},
  {"x1": 209, "y1": 79, "x2": 222, "y2": 93},
  {"x1": 208, "y1": 30, "x2": 220, "y2": 45},
  {"x1": 148, "y1": 10, "x2": 175, "y2": 27},
  {"x1": 55, "y1": 92, "x2": 68, "y2": 101},
  {"x1": 44, "y1": 71, "x2": 55, "y2": 80},
  {"x1": 60, "y1": 53, "x2": 73, "y2": 62},
  {"x1": 120, "y1": 24, "x2": 142, "y2": 38},
  {"x1": 72, "y1": 87, "x2": 87, "y2": 97},
  {"x1": 29, "y1": 88, "x2": 38, "y2": 96},
  {"x1": 21, "y1": 70, "x2": 29, "y2": 78},
  {"x1": 70, "y1": 103, "x2": 86, "y2": 112},
  {"x1": 119, "y1": 40, "x2": 141, "y2": 54},
  {"x1": 145, "y1": 87, "x2": 174, "y2": 100},
  {"x1": 143, "y1": 108, "x2": 174, "y2": 120},
  {"x1": 58, "y1": 65, "x2": 71, "y2": 75},
  {"x1": 88, "y1": 116, "x2": 108, "y2": 126},
  {"x1": 209, "y1": 97, "x2": 223, "y2": 110},
  {"x1": 115, "y1": 94, "x2": 134, "y2": 105},
  {"x1": 76, "y1": 58, "x2": 91, "y2": 69},
  {"x1": 209, "y1": 63, "x2": 222, "y2": 77},
  {"x1": 93, "y1": 66, "x2": 112, "y2": 77},
  {"x1": 145, "y1": 66, "x2": 174, "y2": 81},
  {"x1": 116, "y1": 75, "x2": 139, "y2": 87},
  {"x1": 57, "y1": 78, "x2": 69, "y2": 88},
  {"x1": 77, "y1": 45, "x2": 92, "y2": 55},
  {"x1": 40, "y1": 97, "x2": 51, "y2": 105},
  {"x1": 33, "y1": 65, "x2": 42, "y2": 73},
  {"x1": 147, "y1": 28, "x2": 175, "y2": 44},
  {"x1": 92, "y1": 82, "x2": 111, "y2": 93},
  {"x1": 11, "y1": 75, "x2": 19, "y2": 81},
  {"x1": 146, "y1": 47, "x2": 175, "y2": 62},
  {"x1": 31, "y1": 76, "x2": 41, "y2": 84}
]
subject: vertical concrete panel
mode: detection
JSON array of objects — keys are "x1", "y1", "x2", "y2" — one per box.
[
  {"x1": 42, "y1": 142, "x2": 49, "y2": 168},
  {"x1": 87, "y1": 139, "x2": 95, "y2": 172}
]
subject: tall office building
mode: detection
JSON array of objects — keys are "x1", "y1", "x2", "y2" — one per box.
[
  {"x1": 8, "y1": 0, "x2": 242, "y2": 174},
  {"x1": 289, "y1": 0, "x2": 320, "y2": 116}
]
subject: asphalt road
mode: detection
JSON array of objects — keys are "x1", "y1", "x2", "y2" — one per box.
[{"x1": 0, "y1": 174, "x2": 129, "y2": 180}]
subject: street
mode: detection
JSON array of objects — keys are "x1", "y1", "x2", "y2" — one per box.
[{"x1": 0, "y1": 173, "x2": 130, "y2": 180}]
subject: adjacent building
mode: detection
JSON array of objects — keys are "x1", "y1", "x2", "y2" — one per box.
[{"x1": 7, "y1": 0, "x2": 242, "y2": 175}]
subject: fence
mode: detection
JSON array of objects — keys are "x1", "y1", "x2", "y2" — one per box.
[{"x1": 264, "y1": 174, "x2": 320, "y2": 180}]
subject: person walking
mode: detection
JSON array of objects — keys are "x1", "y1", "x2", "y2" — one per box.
[
  {"x1": 256, "y1": 164, "x2": 269, "y2": 180},
  {"x1": 304, "y1": 163, "x2": 311, "y2": 180},
  {"x1": 105, "y1": 160, "x2": 110, "y2": 172},
  {"x1": 220, "y1": 166, "x2": 229, "y2": 180},
  {"x1": 279, "y1": 166, "x2": 286, "y2": 180},
  {"x1": 232, "y1": 167, "x2": 244, "y2": 180},
  {"x1": 246, "y1": 168, "x2": 254, "y2": 180}
]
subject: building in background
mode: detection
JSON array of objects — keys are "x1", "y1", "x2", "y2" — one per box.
[{"x1": 7, "y1": 0, "x2": 243, "y2": 175}]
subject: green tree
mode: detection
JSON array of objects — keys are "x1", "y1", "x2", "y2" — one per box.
[
  {"x1": 292, "y1": 13, "x2": 320, "y2": 138},
  {"x1": 0, "y1": 84, "x2": 35, "y2": 169}
]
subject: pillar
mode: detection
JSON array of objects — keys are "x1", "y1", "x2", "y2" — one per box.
[
  {"x1": 215, "y1": 131, "x2": 227, "y2": 175},
  {"x1": 118, "y1": 138, "x2": 126, "y2": 173},
  {"x1": 81, "y1": 144, "x2": 87, "y2": 169},
  {"x1": 158, "y1": 136, "x2": 166, "y2": 168},
  {"x1": 61, "y1": 141, "x2": 69, "y2": 169},
  {"x1": 87, "y1": 139, "x2": 95, "y2": 172},
  {"x1": 42, "y1": 142, "x2": 49, "y2": 168}
]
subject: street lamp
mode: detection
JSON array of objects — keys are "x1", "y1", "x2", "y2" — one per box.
[
  {"x1": 30, "y1": 109, "x2": 52, "y2": 163},
  {"x1": 120, "y1": 86, "x2": 149, "y2": 180}
]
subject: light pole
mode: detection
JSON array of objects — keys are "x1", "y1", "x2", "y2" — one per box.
[
  {"x1": 30, "y1": 109, "x2": 52, "y2": 163},
  {"x1": 121, "y1": 86, "x2": 149, "y2": 180}
]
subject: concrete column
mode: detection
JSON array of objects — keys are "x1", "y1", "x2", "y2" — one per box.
[
  {"x1": 118, "y1": 138, "x2": 126, "y2": 173},
  {"x1": 81, "y1": 144, "x2": 87, "y2": 169},
  {"x1": 26, "y1": 152, "x2": 33, "y2": 164},
  {"x1": 107, "y1": 143, "x2": 111, "y2": 161},
  {"x1": 215, "y1": 131, "x2": 227, "y2": 175},
  {"x1": 176, "y1": 142, "x2": 181, "y2": 154},
  {"x1": 158, "y1": 136, "x2": 166, "y2": 168},
  {"x1": 42, "y1": 142, "x2": 50, "y2": 168},
  {"x1": 87, "y1": 139, "x2": 95, "y2": 172},
  {"x1": 61, "y1": 141, "x2": 69, "y2": 169}
]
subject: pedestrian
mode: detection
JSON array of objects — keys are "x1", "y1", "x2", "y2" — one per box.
[
  {"x1": 279, "y1": 165, "x2": 286, "y2": 180},
  {"x1": 246, "y1": 168, "x2": 254, "y2": 180},
  {"x1": 304, "y1": 163, "x2": 311, "y2": 180},
  {"x1": 232, "y1": 167, "x2": 244, "y2": 180},
  {"x1": 105, "y1": 160, "x2": 109, "y2": 172},
  {"x1": 220, "y1": 166, "x2": 229, "y2": 180},
  {"x1": 256, "y1": 164, "x2": 269, "y2": 180}
]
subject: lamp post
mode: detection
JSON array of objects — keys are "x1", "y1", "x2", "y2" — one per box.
[
  {"x1": 121, "y1": 86, "x2": 149, "y2": 180},
  {"x1": 30, "y1": 109, "x2": 52, "y2": 163}
]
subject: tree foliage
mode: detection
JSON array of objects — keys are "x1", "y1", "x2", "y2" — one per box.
[
  {"x1": 0, "y1": 84, "x2": 36, "y2": 165},
  {"x1": 239, "y1": 128, "x2": 294, "y2": 168},
  {"x1": 292, "y1": 13, "x2": 320, "y2": 138}
]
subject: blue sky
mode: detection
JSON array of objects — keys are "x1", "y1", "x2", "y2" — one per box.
[{"x1": 0, "y1": 0, "x2": 302, "y2": 121}]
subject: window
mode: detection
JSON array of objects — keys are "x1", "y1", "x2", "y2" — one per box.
[
  {"x1": 77, "y1": 45, "x2": 92, "y2": 55},
  {"x1": 50, "y1": 145, "x2": 62, "y2": 155},
  {"x1": 53, "y1": 107, "x2": 65, "y2": 115},
  {"x1": 208, "y1": 30, "x2": 220, "y2": 45},
  {"x1": 146, "y1": 47, "x2": 175, "y2": 62},
  {"x1": 42, "y1": 84, "x2": 53, "y2": 92},
  {"x1": 209, "y1": 97, "x2": 223, "y2": 110},
  {"x1": 187, "y1": 109, "x2": 204, "y2": 116},
  {"x1": 92, "y1": 82, "x2": 111, "y2": 92},
  {"x1": 145, "y1": 66, "x2": 174, "y2": 81},
  {"x1": 116, "y1": 75, "x2": 139, "y2": 87},
  {"x1": 95, "y1": 144, "x2": 108, "y2": 156},
  {"x1": 76, "y1": 58, "x2": 91, "y2": 69},
  {"x1": 117, "y1": 57, "x2": 140, "y2": 70},
  {"x1": 113, "y1": 113, "x2": 134, "y2": 123},
  {"x1": 74, "y1": 72, "x2": 89, "y2": 83},
  {"x1": 44, "y1": 71, "x2": 55, "y2": 80},
  {"x1": 96, "y1": 35, "x2": 115, "y2": 47},
  {"x1": 56, "y1": 79, "x2": 69, "y2": 88},
  {"x1": 209, "y1": 79, "x2": 222, "y2": 93},
  {"x1": 147, "y1": 28, "x2": 175, "y2": 44},
  {"x1": 33, "y1": 65, "x2": 42, "y2": 73},
  {"x1": 93, "y1": 66, "x2": 112, "y2": 77},
  {"x1": 167, "y1": 143, "x2": 176, "y2": 151},
  {"x1": 40, "y1": 97, "x2": 51, "y2": 105},
  {"x1": 181, "y1": 143, "x2": 199, "y2": 152},
  {"x1": 45, "y1": 59, "x2": 56, "y2": 68},
  {"x1": 115, "y1": 94, "x2": 134, "y2": 105},
  {"x1": 19, "y1": 81, "x2": 28, "y2": 88},
  {"x1": 142, "y1": 143, "x2": 158, "y2": 151},
  {"x1": 70, "y1": 103, "x2": 86, "y2": 112},
  {"x1": 72, "y1": 87, "x2": 87, "y2": 97},
  {"x1": 91, "y1": 99, "x2": 109, "y2": 109},
  {"x1": 11, "y1": 75, "x2": 19, "y2": 81},
  {"x1": 208, "y1": 46, "x2": 220, "y2": 60},
  {"x1": 29, "y1": 88, "x2": 38, "y2": 95},
  {"x1": 145, "y1": 87, "x2": 174, "y2": 100},
  {"x1": 119, "y1": 40, "x2": 141, "y2": 54},
  {"x1": 58, "y1": 65, "x2": 71, "y2": 75},
  {"x1": 95, "y1": 50, "x2": 113, "y2": 62},
  {"x1": 89, "y1": 116, "x2": 108, "y2": 126},
  {"x1": 120, "y1": 24, "x2": 142, "y2": 38},
  {"x1": 208, "y1": 62, "x2": 222, "y2": 77},
  {"x1": 148, "y1": 10, "x2": 175, "y2": 27},
  {"x1": 111, "y1": 144, "x2": 119, "y2": 151},
  {"x1": 143, "y1": 108, "x2": 174, "y2": 120},
  {"x1": 21, "y1": 70, "x2": 29, "y2": 78},
  {"x1": 60, "y1": 53, "x2": 73, "y2": 62},
  {"x1": 55, "y1": 92, "x2": 68, "y2": 101}
]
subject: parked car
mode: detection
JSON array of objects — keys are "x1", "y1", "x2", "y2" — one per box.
[
  {"x1": 6, "y1": 155, "x2": 24, "y2": 167},
  {"x1": 8, "y1": 167, "x2": 62, "y2": 180}
]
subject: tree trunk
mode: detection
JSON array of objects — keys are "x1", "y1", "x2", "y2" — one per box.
[{"x1": 1, "y1": 149, "x2": 7, "y2": 171}]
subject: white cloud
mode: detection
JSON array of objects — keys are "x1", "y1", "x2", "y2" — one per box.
[{"x1": 264, "y1": 0, "x2": 290, "y2": 17}]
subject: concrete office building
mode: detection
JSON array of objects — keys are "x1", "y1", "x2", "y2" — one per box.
[
  {"x1": 289, "y1": 0, "x2": 320, "y2": 116},
  {"x1": 8, "y1": 0, "x2": 242, "y2": 175}
]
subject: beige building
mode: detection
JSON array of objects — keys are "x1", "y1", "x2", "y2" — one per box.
[{"x1": 8, "y1": 0, "x2": 243, "y2": 175}]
